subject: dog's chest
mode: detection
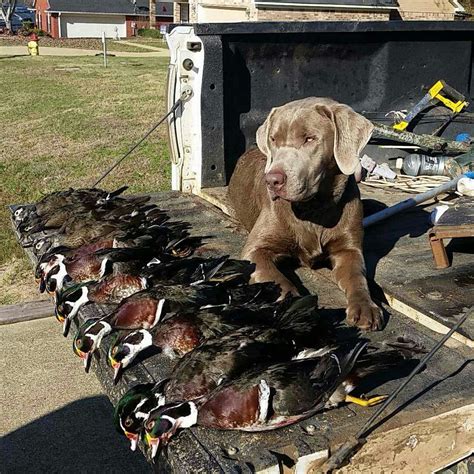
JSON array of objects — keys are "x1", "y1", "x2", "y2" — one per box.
[{"x1": 294, "y1": 222, "x2": 326, "y2": 266}]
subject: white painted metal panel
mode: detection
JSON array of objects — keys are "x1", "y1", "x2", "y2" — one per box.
[{"x1": 61, "y1": 14, "x2": 126, "y2": 38}]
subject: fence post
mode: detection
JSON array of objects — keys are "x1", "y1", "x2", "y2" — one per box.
[{"x1": 102, "y1": 32, "x2": 108, "y2": 68}]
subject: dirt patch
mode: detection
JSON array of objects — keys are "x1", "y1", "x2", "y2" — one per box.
[
  {"x1": 0, "y1": 36, "x2": 159, "y2": 52},
  {"x1": 0, "y1": 257, "x2": 47, "y2": 305}
]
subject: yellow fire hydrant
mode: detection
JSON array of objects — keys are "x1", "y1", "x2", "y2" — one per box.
[{"x1": 27, "y1": 33, "x2": 39, "y2": 56}]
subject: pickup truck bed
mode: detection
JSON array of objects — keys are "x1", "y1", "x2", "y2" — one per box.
[{"x1": 11, "y1": 186, "x2": 474, "y2": 473}]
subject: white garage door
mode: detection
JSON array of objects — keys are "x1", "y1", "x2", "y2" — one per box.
[
  {"x1": 61, "y1": 14, "x2": 126, "y2": 38},
  {"x1": 196, "y1": 6, "x2": 247, "y2": 22}
]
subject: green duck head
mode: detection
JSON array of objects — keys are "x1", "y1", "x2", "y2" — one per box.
[
  {"x1": 73, "y1": 319, "x2": 112, "y2": 372},
  {"x1": 144, "y1": 401, "x2": 198, "y2": 459},
  {"x1": 108, "y1": 330, "x2": 154, "y2": 384},
  {"x1": 114, "y1": 383, "x2": 160, "y2": 451}
]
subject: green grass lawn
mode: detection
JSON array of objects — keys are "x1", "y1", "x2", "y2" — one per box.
[{"x1": 0, "y1": 55, "x2": 171, "y2": 303}]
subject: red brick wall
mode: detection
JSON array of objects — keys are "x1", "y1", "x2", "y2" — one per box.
[
  {"x1": 50, "y1": 13, "x2": 59, "y2": 38},
  {"x1": 126, "y1": 15, "x2": 172, "y2": 36},
  {"x1": 256, "y1": 8, "x2": 390, "y2": 21},
  {"x1": 34, "y1": 0, "x2": 51, "y2": 34}
]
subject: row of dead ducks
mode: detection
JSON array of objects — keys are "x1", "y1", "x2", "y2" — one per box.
[{"x1": 14, "y1": 187, "x2": 425, "y2": 461}]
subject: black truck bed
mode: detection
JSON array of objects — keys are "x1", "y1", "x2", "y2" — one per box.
[{"x1": 11, "y1": 187, "x2": 474, "y2": 472}]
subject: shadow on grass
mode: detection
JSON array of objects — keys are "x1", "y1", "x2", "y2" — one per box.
[{"x1": 1, "y1": 395, "x2": 151, "y2": 473}]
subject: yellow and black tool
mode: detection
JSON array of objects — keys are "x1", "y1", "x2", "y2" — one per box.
[{"x1": 394, "y1": 80, "x2": 469, "y2": 132}]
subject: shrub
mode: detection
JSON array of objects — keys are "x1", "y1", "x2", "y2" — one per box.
[
  {"x1": 18, "y1": 21, "x2": 34, "y2": 36},
  {"x1": 137, "y1": 28, "x2": 162, "y2": 39},
  {"x1": 18, "y1": 24, "x2": 50, "y2": 37}
]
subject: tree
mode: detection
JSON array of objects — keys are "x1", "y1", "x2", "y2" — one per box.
[{"x1": 0, "y1": 0, "x2": 18, "y2": 32}]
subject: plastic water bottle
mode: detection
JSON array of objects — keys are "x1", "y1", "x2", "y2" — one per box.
[
  {"x1": 402, "y1": 154, "x2": 447, "y2": 176},
  {"x1": 402, "y1": 152, "x2": 474, "y2": 178}
]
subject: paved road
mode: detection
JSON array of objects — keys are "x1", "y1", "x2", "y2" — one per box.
[
  {"x1": 1, "y1": 317, "x2": 151, "y2": 473},
  {"x1": 0, "y1": 45, "x2": 168, "y2": 57}
]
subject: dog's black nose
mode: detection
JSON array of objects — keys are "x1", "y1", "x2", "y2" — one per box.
[{"x1": 265, "y1": 170, "x2": 287, "y2": 191}]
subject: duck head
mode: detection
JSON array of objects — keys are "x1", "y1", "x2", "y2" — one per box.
[
  {"x1": 13, "y1": 205, "x2": 34, "y2": 226},
  {"x1": 44, "y1": 256, "x2": 71, "y2": 296},
  {"x1": 114, "y1": 384, "x2": 160, "y2": 451},
  {"x1": 144, "y1": 401, "x2": 198, "y2": 458},
  {"x1": 73, "y1": 319, "x2": 112, "y2": 372},
  {"x1": 108, "y1": 330, "x2": 153, "y2": 384},
  {"x1": 56, "y1": 284, "x2": 90, "y2": 336},
  {"x1": 33, "y1": 238, "x2": 52, "y2": 256},
  {"x1": 35, "y1": 255, "x2": 60, "y2": 292}
]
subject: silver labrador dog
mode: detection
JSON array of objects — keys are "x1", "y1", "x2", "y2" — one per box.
[{"x1": 228, "y1": 97, "x2": 382, "y2": 331}]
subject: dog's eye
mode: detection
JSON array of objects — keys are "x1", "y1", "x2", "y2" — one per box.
[
  {"x1": 305, "y1": 136, "x2": 315, "y2": 144},
  {"x1": 270, "y1": 136, "x2": 275, "y2": 143}
]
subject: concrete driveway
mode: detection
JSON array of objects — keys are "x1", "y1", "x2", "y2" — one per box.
[
  {"x1": 1, "y1": 317, "x2": 151, "y2": 472},
  {"x1": 0, "y1": 45, "x2": 168, "y2": 58}
]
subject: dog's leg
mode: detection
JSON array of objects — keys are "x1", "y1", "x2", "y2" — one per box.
[
  {"x1": 330, "y1": 248, "x2": 383, "y2": 331},
  {"x1": 242, "y1": 241, "x2": 299, "y2": 299}
]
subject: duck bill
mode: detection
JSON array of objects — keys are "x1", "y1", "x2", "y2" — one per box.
[
  {"x1": 83, "y1": 351, "x2": 93, "y2": 373},
  {"x1": 55, "y1": 307, "x2": 65, "y2": 323},
  {"x1": 62, "y1": 317, "x2": 72, "y2": 337},
  {"x1": 74, "y1": 346, "x2": 93, "y2": 373},
  {"x1": 145, "y1": 433, "x2": 160, "y2": 459},
  {"x1": 125, "y1": 432, "x2": 138, "y2": 451},
  {"x1": 112, "y1": 362, "x2": 122, "y2": 385}
]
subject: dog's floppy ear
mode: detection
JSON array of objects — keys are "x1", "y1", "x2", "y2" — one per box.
[
  {"x1": 256, "y1": 108, "x2": 277, "y2": 158},
  {"x1": 323, "y1": 104, "x2": 374, "y2": 175}
]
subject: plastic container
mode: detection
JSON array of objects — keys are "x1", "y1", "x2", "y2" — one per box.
[{"x1": 402, "y1": 152, "x2": 474, "y2": 178}]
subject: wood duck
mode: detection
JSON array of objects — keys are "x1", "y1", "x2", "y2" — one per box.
[
  {"x1": 55, "y1": 274, "x2": 148, "y2": 335},
  {"x1": 13, "y1": 186, "x2": 129, "y2": 226},
  {"x1": 107, "y1": 305, "x2": 262, "y2": 382},
  {"x1": 73, "y1": 318, "x2": 114, "y2": 372},
  {"x1": 143, "y1": 340, "x2": 422, "y2": 456},
  {"x1": 43, "y1": 239, "x2": 193, "y2": 295},
  {"x1": 113, "y1": 382, "x2": 166, "y2": 451},
  {"x1": 35, "y1": 220, "x2": 195, "y2": 289},
  {"x1": 107, "y1": 294, "x2": 323, "y2": 383},
  {"x1": 56, "y1": 255, "x2": 208, "y2": 333},
  {"x1": 150, "y1": 324, "x2": 303, "y2": 408},
  {"x1": 31, "y1": 217, "x2": 192, "y2": 259},
  {"x1": 73, "y1": 281, "x2": 281, "y2": 373},
  {"x1": 20, "y1": 199, "x2": 166, "y2": 240},
  {"x1": 56, "y1": 255, "x2": 251, "y2": 336}
]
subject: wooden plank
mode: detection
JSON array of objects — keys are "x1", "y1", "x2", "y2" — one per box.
[
  {"x1": 10, "y1": 191, "x2": 474, "y2": 473},
  {"x1": 383, "y1": 292, "x2": 473, "y2": 349},
  {"x1": 0, "y1": 300, "x2": 54, "y2": 325},
  {"x1": 334, "y1": 404, "x2": 474, "y2": 474}
]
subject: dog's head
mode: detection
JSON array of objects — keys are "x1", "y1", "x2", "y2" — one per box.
[{"x1": 256, "y1": 97, "x2": 373, "y2": 202}]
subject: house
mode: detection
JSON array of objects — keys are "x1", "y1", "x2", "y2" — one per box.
[
  {"x1": 33, "y1": 0, "x2": 173, "y2": 38},
  {"x1": 172, "y1": 0, "x2": 466, "y2": 22},
  {"x1": 396, "y1": 0, "x2": 466, "y2": 20}
]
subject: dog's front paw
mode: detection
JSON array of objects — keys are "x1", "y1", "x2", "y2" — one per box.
[
  {"x1": 276, "y1": 281, "x2": 300, "y2": 301},
  {"x1": 346, "y1": 298, "x2": 383, "y2": 331}
]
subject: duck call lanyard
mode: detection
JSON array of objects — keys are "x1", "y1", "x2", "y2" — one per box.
[{"x1": 92, "y1": 89, "x2": 192, "y2": 188}]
